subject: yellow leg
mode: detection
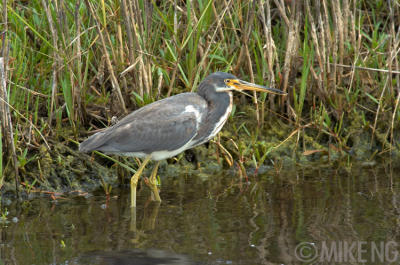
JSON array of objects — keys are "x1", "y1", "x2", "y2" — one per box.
[
  {"x1": 131, "y1": 156, "x2": 151, "y2": 208},
  {"x1": 148, "y1": 161, "x2": 161, "y2": 202}
]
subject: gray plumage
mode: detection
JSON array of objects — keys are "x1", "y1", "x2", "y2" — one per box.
[{"x1": 79, "y1": 72, "x2": 235, "y2": 160}]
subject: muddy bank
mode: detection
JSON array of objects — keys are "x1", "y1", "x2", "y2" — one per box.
[{"x1": 1, "y1": 114, "x2": 399, "y2": 198}]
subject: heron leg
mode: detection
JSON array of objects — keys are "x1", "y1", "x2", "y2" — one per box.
[
  {"x1": 131, "y1": 156, "x2": 151, "y2": 208},
  {"x1": 148, "y1": 161, "x2": 161, "y2": 202}
]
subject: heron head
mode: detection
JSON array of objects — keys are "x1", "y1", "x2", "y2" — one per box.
[{"x1": 200, "y1": 72, "x2": 286, "y2": 95}]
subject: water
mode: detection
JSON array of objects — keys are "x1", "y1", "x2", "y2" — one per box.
[{"x1": 1, "y1": 164, "x2": 399, "y2": 264}]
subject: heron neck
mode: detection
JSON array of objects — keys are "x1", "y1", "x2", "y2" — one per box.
[
  {"x1": 197, "y1": 89, "x2": 232, "y2": 113},
  {"x1": 194, "y1": 90, "x2": 232, "y2": 144}
]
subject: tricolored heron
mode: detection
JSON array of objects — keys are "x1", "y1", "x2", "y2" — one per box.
[{"x1": 79, "y1": 72, "x2": 286, "y2": 207}]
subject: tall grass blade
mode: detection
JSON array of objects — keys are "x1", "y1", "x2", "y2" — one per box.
[{"x1": 0, "y1": 126, "x2": 3, "y2": 188}]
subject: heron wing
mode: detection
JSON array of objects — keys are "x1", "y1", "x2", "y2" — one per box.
[{"x1": 79, "y1": 93, "x2": 206, "y2": 153}]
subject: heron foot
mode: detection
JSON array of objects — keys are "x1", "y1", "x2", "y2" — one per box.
[
  {"x1": 146, "y1": 161, "x2": 161, "y2": 202},
  {"x1": 130, "y1": 156, "x2": 151, "y2": 208}
]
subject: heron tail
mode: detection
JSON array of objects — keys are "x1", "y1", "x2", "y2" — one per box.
[{"x1": 79, "y1": 130, "x2": 108, "y2": 152}]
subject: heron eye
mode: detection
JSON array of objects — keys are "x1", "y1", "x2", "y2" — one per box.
[{"x1": 224, "y1": 79, "x2": 230, "y2": 85}]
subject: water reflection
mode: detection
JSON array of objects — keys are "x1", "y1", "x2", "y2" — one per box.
[
  {"x1": 0, "y1": 164, "x2": 399, "y2": 264},
  {"x1": 75, "y1": 249, "x2": 197, "y2": 265}
]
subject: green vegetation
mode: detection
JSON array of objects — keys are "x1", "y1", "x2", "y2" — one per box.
[
  {"x1": 0, "y1": 126, "x2": 3, "y2": 188},
  {"x1": 0, "y1": 1, "x2": 399, "y2": 192}
]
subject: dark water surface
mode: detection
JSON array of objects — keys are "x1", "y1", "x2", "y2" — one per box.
[{"x1": 1, "y1": 164, "x2": 399, "y2": 264}]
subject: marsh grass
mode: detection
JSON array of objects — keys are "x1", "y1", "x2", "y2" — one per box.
[
  {"x1": 0, "y1": 0, "x2": 399, "y2": 190},
  {"x1": 0, "y1": 126, "x2": 3, "y2": 188}
]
